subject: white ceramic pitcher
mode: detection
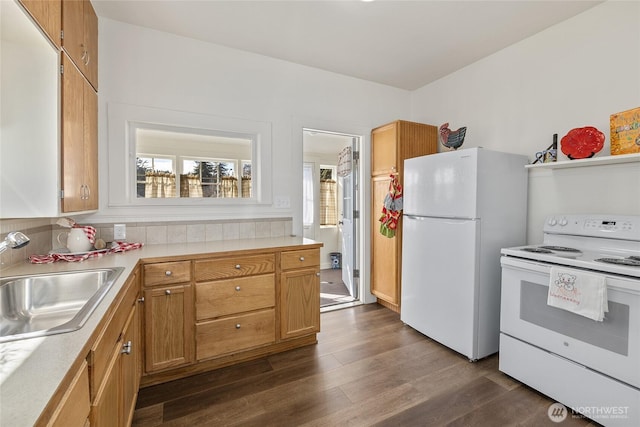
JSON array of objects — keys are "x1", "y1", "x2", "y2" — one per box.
[{"x1": 57, "y1": 228, "x2": 92, "y2": 252}]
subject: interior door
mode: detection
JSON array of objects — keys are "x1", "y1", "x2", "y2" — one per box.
[{"x1": 340, "y1": 173, "x2": 355, "y2": 297}]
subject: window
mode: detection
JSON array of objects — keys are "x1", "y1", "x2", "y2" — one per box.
[
  {"x1": 107, "y1": 103, "x2": 272, "y2": 207},
  {"x1": 136, "y1": 155, "x2": 176, "y2": 198},
  {"x1": 134, "y1": 126, "x2": 253, "y2": 200},
  {"x1": 320, "y1": 166, "x2": 337, "y2": 226}
]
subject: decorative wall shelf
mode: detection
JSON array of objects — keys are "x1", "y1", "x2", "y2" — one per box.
[{"x1": 525, "y1": 153, "x2": 640, "y2": 170}]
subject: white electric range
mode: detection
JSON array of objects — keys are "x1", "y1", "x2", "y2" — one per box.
[{"x1": 499, "y1": 214, "x2": 640, "y2": 426}]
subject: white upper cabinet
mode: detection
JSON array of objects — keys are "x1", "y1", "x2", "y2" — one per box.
[{"x1": 0, "y1": 0, "x2": 60, "y2": 218}]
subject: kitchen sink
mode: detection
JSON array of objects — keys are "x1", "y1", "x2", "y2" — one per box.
[{"x1": 0, "y1": 267, "x2": 124, "y2": 343}]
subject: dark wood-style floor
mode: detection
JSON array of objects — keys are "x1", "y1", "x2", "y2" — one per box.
[{"x1": 133, "y1": 304, "x2": 599, "y2": 427}]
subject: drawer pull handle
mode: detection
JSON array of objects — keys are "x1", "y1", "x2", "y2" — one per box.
[
  {"x1": 299, "y1": 256, "x2": 305, "y2": 261},
  {"x1": 235, "y1": 324, "x2": 241, "y2": 329},
  {"x1": 235, "y1": 286, "x2": 241, "y2": 291},
  {"x1": 235, "y1": 264, "x2": 241, "y2": 269},
  {"x1": 165, "y1": 270, "x2": 172, "y2": 276},
  {"x1": 121, "y1": 341, "x2": 132, "y2": 355},
  {"x1": 165, "y1": 290, "x2": 171, "y2": 295},
  {"x1": 137, "y1": 297, "x2": 145, "y2": 303}
]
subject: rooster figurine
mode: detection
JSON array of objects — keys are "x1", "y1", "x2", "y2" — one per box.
[{"x1": 439, "y1": 123, "x2": 467, "y2": 150}]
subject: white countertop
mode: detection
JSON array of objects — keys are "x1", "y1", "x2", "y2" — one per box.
[{"x1": 0, "y1": 236, "x2": 320, "y2": 427}]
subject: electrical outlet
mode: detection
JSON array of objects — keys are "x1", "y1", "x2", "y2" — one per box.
[
  {"x1": 114, "y1": 224, "x2": 126, "y2": 240},
  {"x1": 274, "y1": 196, "x2": 290, "y2": 209}
]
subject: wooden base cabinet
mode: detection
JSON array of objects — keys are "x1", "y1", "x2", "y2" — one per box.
[
  {"x1": 144, "y1": 284, "x2": 194, "y2": 373},
  {"x1": 140, "y1": 244, "x2": 321, "y2": 387},
  {"x1": 194, "y1": 254, "x2": 276, "y2": 360},
  {"x1": 48, "y1": 360, "x2": 90, "y2": 427},
  {"x1": 143, "y1": 261, "x2": 194, "y2": 374},
  {"x1": 280, "y1": 249, "x2": 320, "y2": 340},
  {"x1": 370, "y1": 120, "x2": 437, "y2": 312},
  {"x1": 280, "y1": 268, "x2": 320, "y2": 339},
  {"x1": 89, "y1": 270, "x2": 141, "y2": 427}
]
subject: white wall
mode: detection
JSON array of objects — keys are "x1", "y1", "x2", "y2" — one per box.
[
  {"x1": 410, "y1": 1, "x2": 640, "y2": 242},
  {"x1": 87, "y1": 18, "x2": 410, "y2": 234}
]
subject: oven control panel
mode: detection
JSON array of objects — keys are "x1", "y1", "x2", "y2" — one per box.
[{"x1": 544, "y1": 215, "x2": 640, "y2": 240}]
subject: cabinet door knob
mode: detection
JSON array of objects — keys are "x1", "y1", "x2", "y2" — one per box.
[
  {"x1": 137, "y1": 297, "x2": 145, "y2": 303},
  {"x1": 235, "y1": 324, "x2": 241, "y2": 329},
  {"x1": 165, "y1": 270, "x2": 172, "y2": 276},
  {"x1": 235, "y1": 264, "x2": 241, "y2": 269},
  {"x1": 316, "y1": 272, "x2": 320, "y2": 277},
  {"x1": 121, "y1": 341, "x2": 132, "y2": 355},
  {"x1": 165, "y1": 290, "x2": 171, "y2": 295},
  {"x1": 299, "y1": 256, "x2": 305, "y2": 261},
  {"x1": 235, "y1": 286, "x2": 241, "y2": 291}
]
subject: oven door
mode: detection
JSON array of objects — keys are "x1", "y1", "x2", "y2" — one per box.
[{"x1": 500, "y1": 256, "x2": 640, "y2": 389}]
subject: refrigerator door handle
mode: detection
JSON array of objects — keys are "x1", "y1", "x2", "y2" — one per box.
[{"x1": 404, "y1": 214, "x2": 478, "y2": 221}]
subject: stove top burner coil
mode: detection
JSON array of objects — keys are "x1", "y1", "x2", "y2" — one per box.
[
  {"x1": 595, "y1": 258, "x2": 640, "y2": 267},
  {"x1": 539, "y1": 246, "x2": 582, "y2": 253},
  {"x1": 521, "y1": 247, "x2": 554, "y2": 254},
  {"x1": 628, "y1": 256, "x2": 640, "y2": 262}
]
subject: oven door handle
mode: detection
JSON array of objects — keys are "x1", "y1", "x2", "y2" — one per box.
[{"x1": 500, "y1": 256, "x2": 552, "y2": 274}]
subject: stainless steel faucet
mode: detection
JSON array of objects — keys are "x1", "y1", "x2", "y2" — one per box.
[{"x1": 0, "y1": 231, "x2": 30, "y2": 254}]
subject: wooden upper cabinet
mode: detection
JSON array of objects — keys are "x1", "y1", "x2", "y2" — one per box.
[
  {"x1": 371, "y1": 120, "x2": 438, "y2": 176},
  {"x1": 19, "y1": 0, "x2": 62, "y2": 48},
  {"x1": 371, "y1": 122, "x2": 398, "y2": 176},
  {"x1": 61, "y1": 53, "x2": 98, "y2": 213},
  {"x1": 62, "y1": 0, "x2": 98, "y2": 90}
]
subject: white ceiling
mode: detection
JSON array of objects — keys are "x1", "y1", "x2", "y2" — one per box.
[{"x1": 92, "y1": 0, "x2": 602, "y2": 91}]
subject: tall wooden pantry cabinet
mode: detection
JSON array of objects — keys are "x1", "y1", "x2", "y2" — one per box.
[{"x1": 370, "y1": 120, "x2": 438, "y2": 312}]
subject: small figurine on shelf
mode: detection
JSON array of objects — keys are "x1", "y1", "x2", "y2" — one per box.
[
  {"x1": 439, "y1": 123, "x2": 467, "y2": 150},
  {"x1": 533, "y1": 134, "x2": 558, "y2": 164}
]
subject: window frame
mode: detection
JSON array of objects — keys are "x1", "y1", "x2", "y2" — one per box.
[{"x1": 106, "y1": 103, "x2": 272, "y2": 208}]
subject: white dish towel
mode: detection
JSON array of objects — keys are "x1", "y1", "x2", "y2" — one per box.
[{"x1": 547, "y1": 266, "x2": 608, "y2": 321}]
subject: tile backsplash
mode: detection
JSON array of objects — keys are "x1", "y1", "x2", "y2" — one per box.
[{"x1": 0, "y1": 217, "x2": 293, "y2": 270}]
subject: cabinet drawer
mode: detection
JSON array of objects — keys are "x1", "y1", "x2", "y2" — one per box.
[
  {"x1": 89, "y1": 274, "x2": 137, "y2": 398},
  {"x1": 196, "y1": 309, "x2": 275, "y2": 360},
  {"x1": 194, "y1": 254, "x2": 275, "y2": 281},
  {"x1": 144, "y1": 261, "x2": 191, "y2": 286},
  {"x1": 196, "y1": 274, "x2": 275, "y2": 320},
  {"x1": 281, "y1": 249, "x2": 320, "y2": 271}
]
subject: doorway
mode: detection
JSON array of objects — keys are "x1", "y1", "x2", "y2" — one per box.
[{"x1": 302, "y1": 129, "x2": 361, "y2": 310}]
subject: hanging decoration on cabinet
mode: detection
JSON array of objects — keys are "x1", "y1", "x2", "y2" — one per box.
[
  {"x1": 439, "y1": 122, "x2": 467, "y2": 150},
  {"x1": 379, "y1": 174, "x2": 403, "y2": 238},
  {"x1": 337, "y1": 146, "x2": 352, "y2": 177}
]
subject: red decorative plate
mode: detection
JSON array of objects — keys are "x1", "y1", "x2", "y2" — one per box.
[{"x1": 560, "y1": 126, "x2": 605, "y2": 160}]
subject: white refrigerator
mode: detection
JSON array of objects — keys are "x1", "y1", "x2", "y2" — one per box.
[{"x1": 400, "y1": 147, "x2": 528, "y2": 360}]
